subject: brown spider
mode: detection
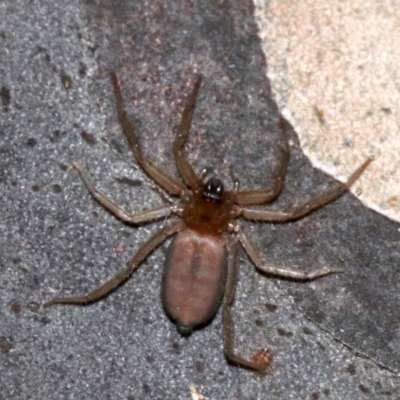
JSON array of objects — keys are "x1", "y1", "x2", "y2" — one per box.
[{"x1": 44, "y1": 72, "x2": 372, "y2": 373}]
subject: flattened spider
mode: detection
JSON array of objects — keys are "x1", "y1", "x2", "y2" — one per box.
[{"x1": 45, "y1": 72, "x2": 372, "y2": 373}]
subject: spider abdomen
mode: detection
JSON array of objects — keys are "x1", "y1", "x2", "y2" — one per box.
[{"x1": 162, "y1": 230, "x2": 228, "y2": 335}]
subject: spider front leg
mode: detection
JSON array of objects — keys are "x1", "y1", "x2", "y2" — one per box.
[
  {"x1": 44, "y1": 222, "x2": 183, "y2": 307},
  {"x1": 110, "y1": 72, "x2": 184, "y2": 196},
  {"x1": 238, "y1": 229, "x2": 342, "y2": 279},
  {"x1": 240, "y1": 156, "x2": 373, "y2": 222},
  {"x1": 72, "y1": 161, "x2": 175, "y2": 224},
  {"x1": 233, "y1": 117, "x2": 290, "y2": 206},
  {"x1": 173, "y1": 76, "x2": 202, "y2": 189}
]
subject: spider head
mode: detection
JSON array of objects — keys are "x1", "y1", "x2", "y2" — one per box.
[{"x1": 202, "y1": 177, "x2": 224, "y2": 202}]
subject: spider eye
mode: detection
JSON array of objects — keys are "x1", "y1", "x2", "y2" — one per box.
[{"x1": 203, "y1": 177, "x2": 224, "y2": 202}]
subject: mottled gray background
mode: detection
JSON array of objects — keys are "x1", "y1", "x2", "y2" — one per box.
[{"x1": 1, "y1": 1, "x2": 400, "y2": 399}]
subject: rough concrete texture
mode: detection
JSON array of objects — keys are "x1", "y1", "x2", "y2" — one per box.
[
  {"x1": 1, "y1": 1, "x2": 400, "y2": 399},
  {"x1": 255, "y1": 0, "x2": 400, "y2": 222}
]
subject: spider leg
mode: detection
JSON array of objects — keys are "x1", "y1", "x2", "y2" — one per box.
[
  {"x1": 44, "y1": 222, "x2": 183, "y2": 307},
  {"x1": 238, "y1": 229, "x2": 343, "y2": 279},
  {"x1": 240, "y1": 156, "x2": 373, "y2": 221},
  {"x1": 110, "y1": 72, "x2": 184, "y2": 196},
  {"x1": 222, "y1": 240, "x2": 271, "y2": 373},
  {"x1": 72, "y1": 162, "x2": 175, "y2": 224},
  {"x1": 233, "y1": 117, "x2": 290, "y2": 205},
  {"x1": 173, "y1": 76, "x2": 202, "y2": 189}
]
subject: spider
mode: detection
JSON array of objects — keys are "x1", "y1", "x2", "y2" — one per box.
[{"x1": 44, "y1": 72, "x2": 372, "y2": 373}]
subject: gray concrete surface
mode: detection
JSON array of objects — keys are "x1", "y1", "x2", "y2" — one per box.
[{"x1": 1, "y1": 1, "x2": 400, "y2": 399}]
